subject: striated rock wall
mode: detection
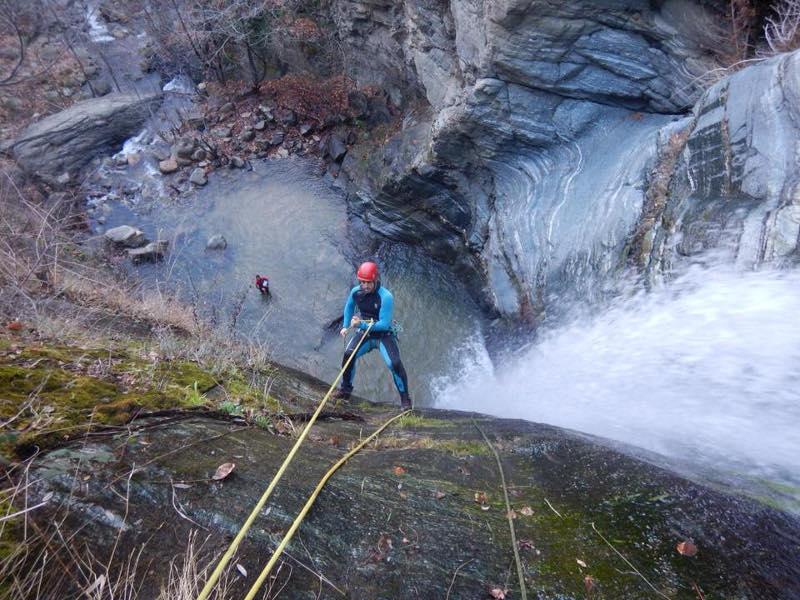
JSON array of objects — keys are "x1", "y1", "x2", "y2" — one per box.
[
  {"x1": 643, "y1": 51, "x2": 800, "y2": 275},
  {"x1": 332, "y1": 0, "x2": 727, "y2": 318}
]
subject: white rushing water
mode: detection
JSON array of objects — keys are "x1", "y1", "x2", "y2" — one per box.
[{"x1": 435, "y1": 264, "x2": 800, "y2": 487}]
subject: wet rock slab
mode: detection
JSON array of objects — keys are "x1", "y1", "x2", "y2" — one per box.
[{"x1": 27, "y1": 402, "x2": 800, "y2": 599}]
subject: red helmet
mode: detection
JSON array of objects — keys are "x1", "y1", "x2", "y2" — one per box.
[{"x1": 356, "y1": 261, "x2": 379, "y2": 282}]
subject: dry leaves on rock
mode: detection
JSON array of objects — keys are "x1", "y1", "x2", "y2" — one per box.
[
  {"x1": 392, "y1": 465, "x2": 407, "y2": 476},
  {"x1": 474, "y1": 491, "x2": 488, "y2": 504},
  {"x1": 212, "y1": 462, "x2": 235, "y2": 481},
  {"x1": 519, "y1": 506, "x2": 534, "y2": 516},
  {"x1": 489, "y1": 587, "x2": 507, "y2": 599}
]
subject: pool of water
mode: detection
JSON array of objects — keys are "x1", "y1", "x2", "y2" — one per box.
[{"x1": 96, "y1": 157, "x2": 487, "y2": 406}]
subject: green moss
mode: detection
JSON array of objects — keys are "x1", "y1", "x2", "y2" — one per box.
[
  {"x1": 153, "y1": 360, "x2": 216, "y2": 391},
  {"x1": 395, "y1": 414, "x2": 450, "y2": 429}
]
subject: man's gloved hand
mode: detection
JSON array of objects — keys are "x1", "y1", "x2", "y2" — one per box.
[
  {"x1": 339, "y1": 327, "x2": 348, "y2": 337},
  {"x1": 350, "y1": 316, "x2": 361, "y2": 329}
]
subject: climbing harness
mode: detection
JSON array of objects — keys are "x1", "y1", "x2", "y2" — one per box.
[{"x1": 197, "y1": 321, "x2": 406, "y2": 600}]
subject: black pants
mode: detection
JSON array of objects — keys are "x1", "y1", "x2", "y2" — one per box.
[{"x1": 340, "y1": 333, "x2": 409, "y2": 395}]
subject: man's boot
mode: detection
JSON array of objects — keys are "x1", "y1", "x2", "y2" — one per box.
[
  {"x1": 334, "y1": 388, "x2": 351, "y2": 401},
  {"x1": 400, "y1": 392, "x2": 412, "y2": 410}
]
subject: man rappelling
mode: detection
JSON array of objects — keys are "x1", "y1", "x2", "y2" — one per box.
[{"x1": 335, "y1": 261, "x2": 412, "y2": 410}]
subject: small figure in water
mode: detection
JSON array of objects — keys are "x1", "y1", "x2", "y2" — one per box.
[
  {"x1": 254, "y1": 274, "x2": 270, "y2": 295},
  {"x1": 335, "y1": 261, "x2": 412, "y2": 410}
]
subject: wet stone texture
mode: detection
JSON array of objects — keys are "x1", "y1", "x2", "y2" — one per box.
[{"x1": 28, "y1": 406, "x2": 800, "y2": 599}]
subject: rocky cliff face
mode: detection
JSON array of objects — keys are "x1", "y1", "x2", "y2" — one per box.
[
  {"x1": 332, "y1": 0, "x2": 799, "y2": 320},
  {"x1": 642, "y1": 51, "x2": 800, "y2": 275}
]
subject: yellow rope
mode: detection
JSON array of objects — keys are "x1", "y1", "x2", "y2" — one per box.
[
  {"x1": 244, "y1": 409, "x2": 411, "y2": 600},
  {"x1": 196, "y1": 322, "x2": 374, "y2": 600}
]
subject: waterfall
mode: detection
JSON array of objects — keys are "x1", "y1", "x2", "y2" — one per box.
[{"x1": 435, "y1": 263, "x2": 800, "y2": 497}]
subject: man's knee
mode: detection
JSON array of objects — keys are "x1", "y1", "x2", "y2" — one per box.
[{"x1": 390, "y1": 358, "x2": 404, "y2": 374}]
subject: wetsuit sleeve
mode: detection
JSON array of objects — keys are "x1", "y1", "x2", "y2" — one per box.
[
  {"x1": 342, "y1": 287, "x2": 358, "y2": 328},
  {"x1": 362, "y1": 288, "x2": 393, "y2": 332}
]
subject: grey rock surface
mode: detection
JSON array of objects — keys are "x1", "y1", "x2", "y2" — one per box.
[
  {"x1": 189, "y1": 168, "x2": 208, "y2": 186},
  {"x1": 10, "y1": 93, "x2": 162, "y2": 185},
  {"x1": 641, "y1": 51, "x2": 800, "y2": 275},
  {"x1": 104, "y1": 225, "x2": 146, "y2": 248},
  {"x1": 128, "y1": 240, "x2": 168, "y2": 262},
  {"x1": 330, "y1": 0, "x2": 796, "y2": 319},
  {"x1": 206, "y1": 234, "x2": 227, "y2": 250}
]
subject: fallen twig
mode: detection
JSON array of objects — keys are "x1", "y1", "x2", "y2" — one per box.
[
  {"x1": 544, "y1": 497, "x2": 563, "y2": 519},
  {"x1": 445, "y1": 558, "x2": 475, "y2": 600},
  {"x1": 590, "y1": 522, "x2": 670, "y2": 599},
  {"x1": 169, "y1": 477, "x2": 208, "y2": 530}
]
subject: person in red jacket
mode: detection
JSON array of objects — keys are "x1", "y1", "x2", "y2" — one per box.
[{"x1": 254, "y1": 274, "x2": 270, "y2": 295}]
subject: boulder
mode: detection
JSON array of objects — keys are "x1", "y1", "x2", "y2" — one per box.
[
  {"x1": 128, "y1": 240, "x2": 168, "y2": 262},
  {"x1": 189, "y1": 168, "x2": 207, "y2": 186},
  {"x1": 347, "y1": 90, "x2": 369, "y2": 118},
  {"x1": 10, "y1": 93, "x2": 162, "y2": 186},
  {"x1": 158, "y1": 158, "x2": 178, "y2": 174},
  {"x1": 206, "y1": 234, "x2": 227, "y2": 250},
  {"x1": 269, "y1": 132, "x2": 284, "y2": 146},
  {"x1": 275, "y1": 108, "x2": 297, "y2": 126},
  {"x1": 253, "y1": 120, "x2": 266, "y2": 131},
  {"x1": 212, "y1": 127, "x2": 231, "y2": 139},
  {"x1": 172, "y1": 136, "x2": 196, "y2": 159},
  {"x1": 104, "y1": 225, "x2": 146, "y2": 248},
  {"x1": 230, "y1": 156, "x2": 245, "y2": 169},
  {"x1": 239, "y1": 128, "x2": 255, "y2": 142},
  {"x1": 327, "y1": 134, "x2": 347, "y2": 162}
]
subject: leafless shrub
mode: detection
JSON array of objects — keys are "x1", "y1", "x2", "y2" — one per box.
[{"x1": 765, "y1": 0, "x2": 800, "y2": 53}]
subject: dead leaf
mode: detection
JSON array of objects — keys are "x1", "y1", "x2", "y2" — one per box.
[
  {"x1": 518, "y1": 538, "x2": 534, "y2": 550},
  {"x1": 489, "y1": 587, "x2": 506, "y2": 599},
  {"x1": 480, "y1": 504, "x2": 490, "y2": 511},
  {"x1": 236, "y1": 563, "x2": 247, "y2": 577},
  {"x1": 519, "y1": 506, "x2": 534, "y2": 516},
  {"x1": 474, "y1": 491, "x2": 488, "y2": 504},
  {"x1": 212, "y1": 462, "x2": 235, "y2": 481},
  {"x1": 584, "y1": 575, "x2": 596, "y2": 594},
  {"x1": 377, "y1": 533, "x2": 393, "y2": 554},
  {"x1": 392, "y1": 465, "x2": 406, "y2": 476},
  {"x1": 173, "y1": 483, "x2": 192, "y2": 489},
  {"x1": 402, "y1": 537, "x2": 410, "y2": 544},
  {"x1": 399, "y1": 491, "x2": 408, "y2": 500},
  {"x1": 329, "y1": 435, "x2": 340, "y2": 446},
  {"x1": 576, "y1": 558, "x2": 588, "y2": 568},
  {"x1": 434, "y1": 490, "x2": 446, "y2": 499},
  {"x1": 506, "y1": 509, "x2": 517, "y2": 519},
  {"x1": 676, "y1": 540, "x2": 698, "y2": 557},
  {"x1": 6, "y1": 321, "x2": 22, "y2": 331}
]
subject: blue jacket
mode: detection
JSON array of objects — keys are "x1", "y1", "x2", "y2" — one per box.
[{"x1": 343, "y1": 283, "x2": 394, "y2": 335}]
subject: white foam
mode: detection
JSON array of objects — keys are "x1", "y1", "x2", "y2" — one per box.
[{"x1": 435, "y1": 265, "x2": 800, "y2": 485}]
